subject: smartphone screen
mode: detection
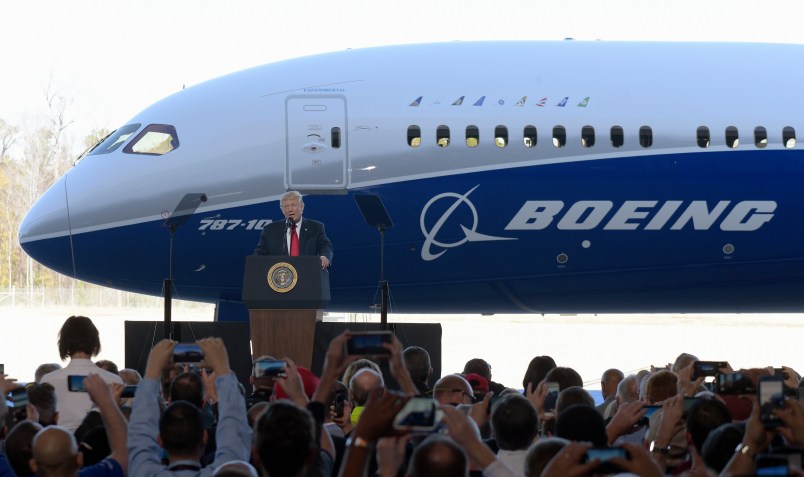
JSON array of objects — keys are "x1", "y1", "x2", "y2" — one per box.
[
  {"x1": 544, "y1": 382, "x2": 560, "y2": 414},
  {"x1": 345, "y1": 331, "x2": 392, "y2": 356},
  {"x1": 693, "y1": 361, "x2": 727, "y2": 379},
  {"x1": 67, "y1": 375, "x2": 88, "y2": 392},
  {"x1": 759, "y1": 377, "x2": 785, "y2": 427},
  {"x1": 121, "y1": 385, "x2": 138, "y2": 398},
  {"x1": 173, "y1": 343, "x2": 203, "y2": 363},
  {"x1": 393, "y1": 397, "x2": 438, "y2": 431},
  {"x1": 584, "y1": 447, "x2": 628, "y2": 474},
  {"x1": 254, "y1": 359, "x2": 287, "y2": 378}
]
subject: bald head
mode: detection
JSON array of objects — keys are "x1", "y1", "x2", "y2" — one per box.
[
  {"x1": 433, "y1": 374, "x2": 474, "y2": 406},
  {"x1": 601, "y1": 369, "x2": 624, "y2": 399},
  {"x1": 350, "y1": 368, "x2": 384, "y2": 406},
  {"x1": 31, "y1": 426, "x2": 81, "y2": 477}
]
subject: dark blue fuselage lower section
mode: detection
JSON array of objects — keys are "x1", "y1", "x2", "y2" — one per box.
[{"x1": 21, "y1": 149, "x2": 804, "y2": 314}]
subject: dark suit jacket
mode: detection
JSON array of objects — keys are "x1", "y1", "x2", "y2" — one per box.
[{"x1": 253, "y1": 218, "x2": 333, "y2": 263}]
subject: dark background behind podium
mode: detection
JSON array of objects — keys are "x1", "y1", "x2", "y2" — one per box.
[{"x1": 125, "y1": 321, "x2": 443, "y2": 391}]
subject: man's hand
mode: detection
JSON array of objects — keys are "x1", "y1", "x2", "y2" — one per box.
[
  {"x1": 469, "y1": 392, "x2": 492, "y2": 429},
  {"x1": 775, "y1": 400, "x2": 804, "y2": 447},
  {"x1": 320, "y1": 330, "x2": 358, "y2": 381},
  {"x1": 320, "y1": 256, "x2": 330, "y2": 269},
  {"x1": 197, "y1": 337, "x2": 230, "y2": 376},
  {"x1": 144, "y1": 340, "x2": 177, "y2": 380},
  {"x1": 541, "y1": 442, "x2": 597, "y2": 477},
  {"x1": 677, "y1": 363, "x2": 704, "y2": 397},
  {"x1": 85, "y1": 374, "x2": 115, "y2": 409},
  {"x1": 352, "y1": 389, "x2": 408, "y2": 443},
  {"x1": 606, "y1": 400, "x2": 646, "y2": 444},
  {"x1": 201, "y1": 368, "x2": 218, "y2": 404},
  {"x1": 276, "y1": 358, "x2": 309, "y2": 406},
  {"x1": 376, "y1": 435, "x2": 412, "y2": 477}
]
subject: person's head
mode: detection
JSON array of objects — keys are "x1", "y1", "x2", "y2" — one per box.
[
  {"x1": 555, "y1": 404, "x2": 607, "y2": 447},
  {"x1": 27, "y1": 383, "x2": 58, "y2": 426},
  {"x1": 463, "y1": 358, "x2": 492, "y2": 381},
  {"x1": 349, "y1": 368, "x2": 384, "y2": 406},
  {"x1": 555, "y1": 386, "x2": 595, "y2": 416},
  {"x1": 30, "y1": 426, "x2": 82, "y2": 477},
  {"x1": 491, "y1": 393, "x2": 538, "y2": 451},
  {"x1": 253, "y1": 401, "x2": 316, "y2": 477},
  {"x1": 645, "y1": 370, "x2": 678, "y2": 404},
  {"x1": 279, "y1": 191, "x2": 304, "y2": 223},
  {"x1": 95, "y1": 360, "x2": 118, "y2": 375},
  {"x1": 213, "y1": 460, "x2": 260, "y2": 477},
  {"x1": 407, "y1": 434, "x2": 468, "y2": 477},
  {"x1": 6, "y1": 420, "x2": 43, "y2": 477},
  {"x1": 524, "y1": 437, "x2": 569, "y2": 477},
  {"x1": 616, "y1": 375, "x2": 640, "y2": 406},
  {"x1": 672, "y1": 353, "x2": 699, "y2": 373},
  {"x1": 522, "y1": 356, "x2": 557, "y2": 390},
  {"x1": 433, "y1": 374, "x2": 475, "y2": 406},
  {"x1": 686, "y1": 398, "x2": 732, "y2": 454},
  {"x1": 403, "y1": 346, "x2": 433, "y2": 389},
  {"x1": 169, "y1": 371, "x2": 205, "y2": 408},
  {"x1": 600, "y1": 369, "x2": 624, "y2": 399},
  {"x1": 34, "y1": 363, "x2": 62, "y2": 383},
  {"x1": 57, "y1": 315, "x2": 101, "y2": 360},
  {"x1": 341, "y1": 358, "x2": 381, "y2": 392},
  {"x1": 544, "y1": 367, "x2": 583, "y2": 391},
  {"x1": 119, "y1": 368, "x2": 142, "y2": 385},
  {"x1": 701, "y1": 423, "x2": 744, "y2": 473},
  {"x1": 159, "y1": 401, "x2": 207, "y2": 459}
]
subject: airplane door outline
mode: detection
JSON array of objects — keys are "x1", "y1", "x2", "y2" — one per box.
[{"x1": 285, "y1": 95, "x2": 348, "y2": 191}]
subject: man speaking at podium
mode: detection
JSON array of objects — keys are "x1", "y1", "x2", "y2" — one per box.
[{"x1": 254, "y1": 191, "x2": 333, "y2": 269}]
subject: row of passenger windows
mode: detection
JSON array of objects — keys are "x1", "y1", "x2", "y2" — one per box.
[{"x1": 406, "y1": 125, "x2": 799, "y2": 149}]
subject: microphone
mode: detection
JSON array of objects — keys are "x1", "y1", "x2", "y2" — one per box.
[
  {"x1": 284, "y1": 217, "x2": 293, "y2": 255},
  {"x1": 286, "y1": 217, "x2": 294, "y2": 229}
]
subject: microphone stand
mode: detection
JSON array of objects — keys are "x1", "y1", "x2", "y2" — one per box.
[
  {"x1": 353, "y1": 194, "x2": 394, "y2": 329},
  {"x1": 163, "y1": 193, "x2": 207, "y2": 339}
]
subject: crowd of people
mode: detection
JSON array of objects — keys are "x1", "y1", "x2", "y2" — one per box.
[{"x1": 2, "y1": 315, "x2": 804, "y2": 477}]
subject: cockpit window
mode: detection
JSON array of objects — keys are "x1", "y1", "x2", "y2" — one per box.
[
  {"x1": 123, "y1": 124, "x2": 180, "y2": 155},
  {"x1": 88, "y1": 124, "x2": 141, "y2": 156}
]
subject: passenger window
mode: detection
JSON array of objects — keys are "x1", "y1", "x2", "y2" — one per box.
[
  {"x1": 784, "y1": 126, "x2": 796, "y2": 148},
  {"x1": 754, "y1": 127, "x2": 768, "y2": 148},
  {"x1": 407, "y1": 126, "x2": 421, "y2": 147},
  {"x1": 581, "y1": 126, "x2": 595, "y2": 148},
  {"x1": 639, "y1": 126, "x2": 653, "y2": 148},
  {"x1": 466, "y1": 125, "x2": 479, "y2": 148},
  {"x1": 123, "y1": 124, "x2": 179, "y2": 155},
  {"x1": 697, "y1": 126, "x2": 710, "y2": 148},
  {"x1": 331, "y1": 127, "x2": 341, "y2": 149},
  {"x1": 725, "y1": 126, "x2": 739, "y2": 148},
  {"x1": 610, "y1": 126, "x2": 624, "y2": 148},
  {"x1": 437, "y1": 125, "x2": 450, "y2": 148},
  {"x1": 495, "y1": 126, "x2": 508, "y2": 148},
  {"x1": 552, "y1": 126, "x2": 566, "y2": 148},
  {"x1": 89, "y1": 123, "x2": 141, "y2": 156},
  {"x1": 523, "y1": 126, "x2": 537, "y2": 148}
]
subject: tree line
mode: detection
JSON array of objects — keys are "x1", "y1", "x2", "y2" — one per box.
[{"x1": 0, "y1": 83, "x2": 122, "y2": 305}]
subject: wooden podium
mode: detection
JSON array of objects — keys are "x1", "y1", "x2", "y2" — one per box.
[{"x1": 242, "y1": 256, "x2": 330, "y2": 368}]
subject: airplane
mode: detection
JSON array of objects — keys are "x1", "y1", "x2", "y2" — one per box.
[{"x1": 17, "y1": 40, "x2": 804, "y2": 318}]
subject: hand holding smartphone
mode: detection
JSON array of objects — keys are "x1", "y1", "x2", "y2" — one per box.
[
  {"x1": 758, "y1": 376, "x2": 785, "y2": 428},
  {"x1": 67, "y1": 375, "x2": 88, "y2": 392},
  {"x1": 173, "y1": 343, "x2": 204, "y2": 363},
  {"x1": 543, "y1": 382, "x2": 560, "y2": 417}
]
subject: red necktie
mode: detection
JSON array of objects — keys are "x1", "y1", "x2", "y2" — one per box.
[{"x1": 290, "y1": 223, "x2": 299, "y2": 256}]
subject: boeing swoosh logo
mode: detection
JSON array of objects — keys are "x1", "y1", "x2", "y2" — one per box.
[{"x1": 420, "y1": 185, "x2": 516, "y2": 261}]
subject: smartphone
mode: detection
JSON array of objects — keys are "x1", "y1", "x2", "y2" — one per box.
[
  {"x1": 0, "y1": 363, "x2": 4, "y2": 374},
  {"x1": 253, "y1": 359, "x2": 287, "y2": 378},
  {"x1": 67, "y1": 375, "x2": 88, "y2": 392},
  {"x1": 715, "y1": 371, "x2": 755, "y2": 395},
  {"x1": 758, "y1": 376, "x2": 785, "y2": 428},
  {"x1": 762, "y1": 448, "x2": 803, "y2": 470},
  {"x1": 121, "y1": 385, "x2": 138, "y2": 398},
  {"x1": 345, "y1": 331, "x2": 393, "y2": 356},
  {"x1": 692, "y1": 361, "x2": 728, "y2": 379},
  {"x1": 173, "y1": 343, "x2": 203, "y2": 363},
  {"x1": 584, "y1": 447, "x2": 628, "y2": 474},
  {"x1": 393, "y1": 397, "x2": 440, "y2": 431},
  {"x1": 332, "y1": 393, "x2": 346, "y2": 418},
  {"x1": 6, "y1": 387, "x2": 28, "y2": 408},
  {"x1": 543, "y1": 382, "x2": 560, "y2": 416}
]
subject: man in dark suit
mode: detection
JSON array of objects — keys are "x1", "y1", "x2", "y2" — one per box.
[{"x1": 253, "y1": 191, "x2": 333, "y2": 269}]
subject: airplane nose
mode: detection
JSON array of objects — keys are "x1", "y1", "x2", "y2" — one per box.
[{"x1": 18, "y1": 175, "x2": 76, "y2": 276}]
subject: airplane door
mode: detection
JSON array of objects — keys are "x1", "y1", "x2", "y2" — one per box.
[{"x1": 286, "y1": 95, "x2": 348, "y2": 192}]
